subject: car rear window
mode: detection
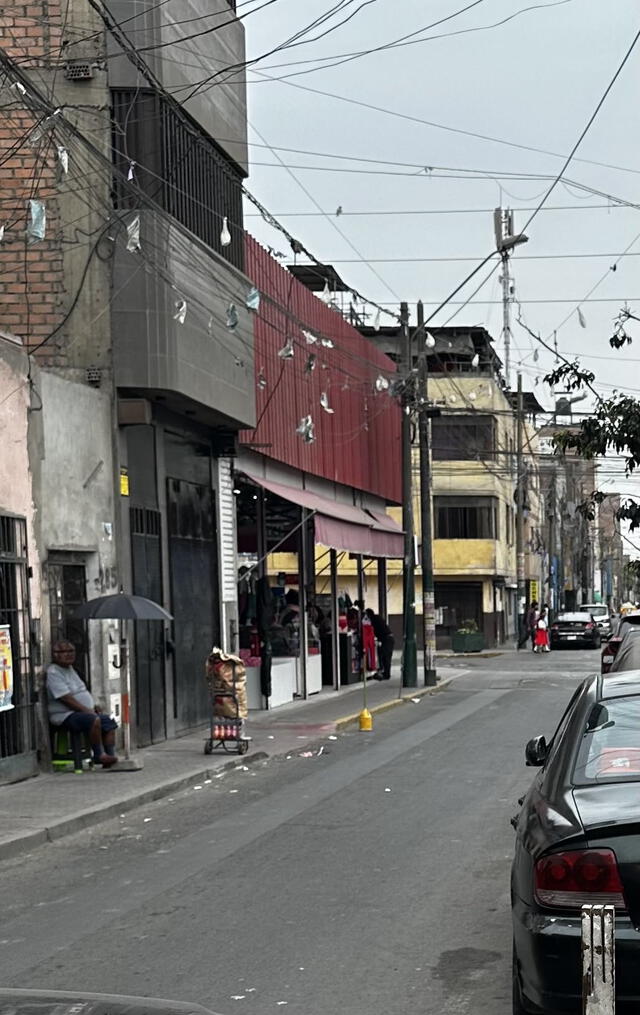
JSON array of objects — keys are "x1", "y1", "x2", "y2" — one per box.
[
  {"x1": 557, "y1": 613, "x2": 592, "y2": 622},
  {"x1": 588, "y1": 607, "x2": 608, "y2": 617},
  {"x1": 574, "y1": 696, "x2": 640, "y2": 784}
]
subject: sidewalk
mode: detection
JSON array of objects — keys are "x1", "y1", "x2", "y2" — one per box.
[{"x1": 0, "y1": 663, "x2": 468, "y2": 860}]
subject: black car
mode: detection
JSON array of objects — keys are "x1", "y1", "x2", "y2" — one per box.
[
  {"x1": 512, "y1": 669, "x2": 640, "y2": 1013},
  {"x1": 549, "y1": 611, "x2": 601, "y2": 650}
]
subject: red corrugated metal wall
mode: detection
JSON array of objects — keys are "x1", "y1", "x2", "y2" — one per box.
[{"x1": 241, "y1": 235, "x2": 402, "y2": 503}]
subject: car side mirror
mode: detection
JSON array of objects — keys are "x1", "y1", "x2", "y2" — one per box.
[{"x1": 525, "y1": 735, "x2": 548, "y2": 767}]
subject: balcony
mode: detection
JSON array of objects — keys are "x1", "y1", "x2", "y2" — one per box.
[{"x1": 111, "y1": 211, "x2": 255, "y2": 429}]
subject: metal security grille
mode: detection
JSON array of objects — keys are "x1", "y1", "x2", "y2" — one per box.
[
  {"x1": 111, "y1": 89, "x2": 244, "y2": 271},
  {"x1": 130, "y1": 507, "x2": 166, "y2": 746},
  {"x1": 47, "y1": 558, "x2": 90, "y2": 685},
  {"x1": 0, "y1": 515, "x2": 36, "y2": 776}
]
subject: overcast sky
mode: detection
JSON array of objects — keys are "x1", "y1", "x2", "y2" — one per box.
[{"x1": 241, "y1": 0, "x2": 640, "y2": 550}]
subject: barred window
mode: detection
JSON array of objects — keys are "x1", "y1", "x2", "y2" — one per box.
[
  {"x1": 435, "y1": 496, "x2": 498, "y2": 539},
  {"x1": 111, "y1": 89, "x2": 244, "y2": 271},
  {"x1": 431, "y1": 415, "x2": 495, "y2": 461}
]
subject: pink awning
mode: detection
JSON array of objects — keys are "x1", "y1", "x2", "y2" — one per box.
[
  {"x1": 241, "y1": 471, "x2": 404, "y2": 558},
  {"x1": 314, "y1": 515, "x2": 404, "y2": 558}
]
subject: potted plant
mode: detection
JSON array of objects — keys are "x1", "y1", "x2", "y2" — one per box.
[{"x1": 451, "y1": 619, "x2": 485, "y2": 653}]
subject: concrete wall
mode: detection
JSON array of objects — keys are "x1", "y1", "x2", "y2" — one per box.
[
  {"x1": 36, "y1": 371, "x2": 120, "y2": 709},
  {"x1": 105, "y1": 0, "x2": 248, "y2": 172},
  {"x1": 112, "y1": 212, "x2": 255, "y2": 429}
]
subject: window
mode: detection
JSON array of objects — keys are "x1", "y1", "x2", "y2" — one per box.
[
  {"x1": 435, "y1": 497, "x2": 498, "y2": 539},
  {"x1": 574, "y1": 696, "x2": 640, "y2": 784},
  {"x1": 111, "y1": 89, "x2": 245, "y2": 271},
  {"x1": 431, "y1": 415, "x2": 495, "y2": 461}
]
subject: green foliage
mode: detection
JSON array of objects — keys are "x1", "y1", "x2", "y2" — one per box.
[{"x1": 543, "y1": 308, "x2": 640, "y2": 529}]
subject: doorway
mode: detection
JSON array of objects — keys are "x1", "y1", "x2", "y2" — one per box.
[
  {"x1": 167, "y1": 478, "x2": 219, "y2": 732},
  {"x1": 130, "y1": 506, "x2": 166, "y2": 746},
  {"x1": 48, "y1": 556, "x2": 90, "y2": 684}
]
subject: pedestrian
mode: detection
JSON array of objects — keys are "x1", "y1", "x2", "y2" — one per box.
[
  {"x1": 361, "y1": 609, "x2": 377, "y2": 671},
  {"x1": 365, "y1": 608, "x2": 395, "y2": 680},
  {"x1": 46, "y1": 641, "x2": 119, "y2": 767},
  {"x1": 534, "y1": 607, "x2": 550, "y2": 653},
  {"x1": 522, "y1": 600, "x2": 539, "y2": 650}
]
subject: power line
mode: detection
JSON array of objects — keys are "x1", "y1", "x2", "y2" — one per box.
[
  {"x1": 246, "y1": 0, "x2": 571, "y2": 81},
  {"x1": 247, "y1": 69, "x2": 640, "y2": 181},
  {"x1": 243, "y1": 203, "x2": 625, "y2": 218}
]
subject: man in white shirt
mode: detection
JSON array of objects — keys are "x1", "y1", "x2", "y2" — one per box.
[{"x1": 46, "y1": 641, "x2": 118, "y2": 767}]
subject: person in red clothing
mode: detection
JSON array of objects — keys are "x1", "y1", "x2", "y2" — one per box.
[{"x1": 534, "y1": 607, "x2": 550, "y2": 652}]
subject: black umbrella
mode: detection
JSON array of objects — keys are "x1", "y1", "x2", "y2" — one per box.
[
  {"x1": 72, "y1": 591, "x2": 171, "y2": 770},
  {"x1": 74, "y1": 592, "x2": 172, "y2": 622}
]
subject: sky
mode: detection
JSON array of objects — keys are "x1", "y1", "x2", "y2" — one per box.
[{"x1": 238, "y1": 0, "x2": 640, "y2": 552}]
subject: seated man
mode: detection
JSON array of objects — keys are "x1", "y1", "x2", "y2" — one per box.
[{"x1": 46, "y1": 641, "x2": 118, "y2": 768}]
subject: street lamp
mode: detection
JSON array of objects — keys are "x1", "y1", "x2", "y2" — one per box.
[{"x1": 497, "y1": 231, "x2": 529, "y2": 252}]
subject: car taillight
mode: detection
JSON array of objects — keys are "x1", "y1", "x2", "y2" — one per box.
[
  {"x1": 534, "y1": 848, "x2": 625, "y2": 910},
  {"x1": 551, "y1": 624, "x2": 559, "y2": 630},
  {"x1": 586, "y1": 622, "x2": 595, "y2": 629}
]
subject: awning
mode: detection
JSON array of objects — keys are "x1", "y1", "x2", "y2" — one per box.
[{"x1": 240, "y1": 471, "x2": 404, "y2": 558}]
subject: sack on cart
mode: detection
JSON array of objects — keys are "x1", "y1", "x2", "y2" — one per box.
[{"x1": 205, "y1": 647, "x2": 249, "y2": 720}]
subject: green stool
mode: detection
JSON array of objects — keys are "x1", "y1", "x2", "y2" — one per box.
[{"x1": 50, "y1": 726, "x2": 91, "y2": 773}]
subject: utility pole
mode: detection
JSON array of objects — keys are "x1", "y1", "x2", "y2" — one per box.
[
  {"x1": 548, "y1": 469, "x2": 557, "y2": 616},
  {"x1": 416, "y1": 300, "x2": 437, "y2": 686},
  {"x1": 400, "y1": 301, "x2": 417, "y2": 687},
  {"x1": 501, "y1": 249, "x2": 512, "y2": 389},
  {"x1": 516, "y1": 372, "x2": 526, "y2": 642},
  {"x1": 494, "y1": 208, "x2": 528, "y2": 390}
]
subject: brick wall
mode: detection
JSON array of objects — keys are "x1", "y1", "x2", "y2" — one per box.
[{"x1": 0, "y1": 3, "x2": 65, "y2": 360}]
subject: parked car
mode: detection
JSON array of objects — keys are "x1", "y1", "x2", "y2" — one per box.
[
  {"x1": 602, "y1": 611, "x2": 640, "y2": 673},
  {"x1": 582, "y1": 603, "x2": 613, "y2": 639},
  {"x1": 608, "y1": 626, "x2": 640, "y2": 674},
  {"x1": 512, "y1": 669, "x2": 640, "y2": 1014},
  {"x1": 549, "y1": 611, "x2": 601, "y2": 649}
]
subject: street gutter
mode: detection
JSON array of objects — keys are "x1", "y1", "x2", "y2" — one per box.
[{"x1": 335, "y1": 673, "x2": 457, "y2": 731}]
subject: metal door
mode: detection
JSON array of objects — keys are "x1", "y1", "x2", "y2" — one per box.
[
  {"x1": 167, "y1": 479, "x2": 219, "y2": 732},
  {"x1": 130, "y1": 507, "x2": 166, "y2": 746}
]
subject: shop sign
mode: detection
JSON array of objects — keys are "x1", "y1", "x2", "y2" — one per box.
[
  {"x1": 0, "y1": 625, "x2": 14, "y2": 712},
  {"x1": 120, "y1": 468, "x2": 130, "y2": 497}
]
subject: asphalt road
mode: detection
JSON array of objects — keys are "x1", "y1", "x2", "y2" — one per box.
[{"x1": 0, "y1": 647, "x2": 602, "y2": 1015}]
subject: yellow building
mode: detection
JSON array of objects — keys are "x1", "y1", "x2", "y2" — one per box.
[{"x1": 352, "y1": 325, "x2": 545, "y2": 648}]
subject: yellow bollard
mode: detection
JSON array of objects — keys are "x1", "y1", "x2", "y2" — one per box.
[{"x1": 359, "y1": 707, "x2": 373, "y2": 732}]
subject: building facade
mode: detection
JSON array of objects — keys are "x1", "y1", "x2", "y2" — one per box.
[
  {"x1": 233, "y1": 238, "x2": 403, "y2": 708},
  {"x1": 0, "y1": 0, "x2": 256, "y2": 775}
]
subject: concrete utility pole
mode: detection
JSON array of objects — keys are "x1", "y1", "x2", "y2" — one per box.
[
  {"x1": 494, "y1": 208, "x2": 528, "y2": 390},
  {"x1": 501, "y1": 249, "x2": 513, "y2": 389},
  {"x1": 516, "y1": 373, "x2": 527, "y2": 641},
  {"x1": 400, "y1": 301, "x2": 417, "y2": 687},
  {"x1": 416, "y1": 300, "x2": 437, "y2": 687}
]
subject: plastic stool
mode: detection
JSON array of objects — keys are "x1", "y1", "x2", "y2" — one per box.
[{"x1": 51, "y1": 726, "x2": 87, "y2": 773}]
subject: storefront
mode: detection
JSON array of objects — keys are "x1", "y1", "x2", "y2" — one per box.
[{"x1": 234, "y1": 458, "x2": 403, "y2": 709}]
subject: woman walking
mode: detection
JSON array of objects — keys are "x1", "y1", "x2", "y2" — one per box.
[{"x1": 534, "y1": 606, "x2": 550, "y2": 653}]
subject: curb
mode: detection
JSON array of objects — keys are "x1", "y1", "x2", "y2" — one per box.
[
  {"x1": 334, "y1": 675, "x2": 455, "y2": 730},
  {"x1": 436, "y1": 651, "x2": 506, "y2": 659},
  {"x1": 0, "y1": 751, "x2": 269, "y2": 862}
]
